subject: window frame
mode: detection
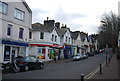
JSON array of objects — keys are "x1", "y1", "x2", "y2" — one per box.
[
  {"x1": 55, "y1": 36, "x2": 57, "y2": 42},
  {"x1": 52, "y1": 34, "x2": 54, "y2": 41},
  {"x1": 66, "y1": 36, "x2": 68, "y2": 43},
  {"x1": 19, "y1": 28, "x2": 24, "y2": 39},
  {"x1": 14, "y1": 8, "x2": 25, "y2": 21},
  {"x1": 7, "y1": 24, "x2": 12, "y2": 37},
  {"x1": 40, "y1": 32, "x2": 44, "y2": 39},
  {"x1": 0, "y1": 1, "x2": 8, "y2": 15},
  {"x1": 29, "y1": 32, "x2": 32, "y2": 39}
]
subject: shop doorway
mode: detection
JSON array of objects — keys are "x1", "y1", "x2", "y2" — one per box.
[{"x1": 11, "y1": 47, "x2": 19, "y2": 61}]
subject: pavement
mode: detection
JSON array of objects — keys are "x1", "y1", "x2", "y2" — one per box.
[
  {"x1": 86, "y1": 54, "x2": 120, "y2": 81},
  {"x1": 45, "y1": 58, "x2": 73, "y2": 64}
]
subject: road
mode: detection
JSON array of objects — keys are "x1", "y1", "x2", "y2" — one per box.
[{"x1": 2, "y1": 53, "x2": 111, "y2": 79}]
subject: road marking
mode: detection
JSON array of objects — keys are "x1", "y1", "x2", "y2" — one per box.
[{"x1": 85, "y1": 61, "x2": 106, "y2": 79}]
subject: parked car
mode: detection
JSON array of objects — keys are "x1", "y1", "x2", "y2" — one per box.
[
  {"x1": 73, "y1": 54, "x2": 84, "y2": 61},
  {"x1": 14, "y1": 56, "x2": 44, "y2": 72},
  {"x1": 89, "y1": 52, "x2": 95, "y2": 56},
  {"x1": 83, "y1": 54, "x2": 88, "y2": 59},
  {"x1": 99, "y1": 49, "x2": 105, "y2": 53},
  {"x1": 94, "y1": 50, "x2": 99, "y2": 54}
]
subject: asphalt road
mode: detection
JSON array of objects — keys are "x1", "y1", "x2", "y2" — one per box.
[{"x1": 2, "y1": 53, "x2": 111, "y2": 79}]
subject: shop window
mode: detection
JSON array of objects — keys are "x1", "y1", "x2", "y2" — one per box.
[{"x1": 4, "y1": 46, "x2": 11, "y2": 61}]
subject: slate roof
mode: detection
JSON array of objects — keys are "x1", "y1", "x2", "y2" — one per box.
[
  {"x1": 71, "y1": 31, "x2": 80, "y2": 40},
  {"x1": 31, "y1": 23, "x2": 54, "y2": 33},
  {"x1": 80, "y1": 32, "x2": 88, "y2": 41},
  {"x1": 57, "y1": 27, "x2": 71, "y2": 37}
]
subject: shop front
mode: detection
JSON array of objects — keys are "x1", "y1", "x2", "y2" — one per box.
[
  {"x1": 29, "y1": 43, "x2": 64, "y2": 60},
  {"x1": 64, "y1": 44, "x2": 72, "y2": 59},
  {"x1": 1, "y1": 39, "x2": 28, "y2": 63},
  {"x1": 52, "y1": 44, "x2": 64, "y2": 60},
  {"x1": 29, "y1": 43, "x2": 53, "y2": 60}
]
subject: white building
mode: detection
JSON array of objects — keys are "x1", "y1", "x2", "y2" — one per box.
[
  {"x1": 0, "y1": 0, "x2": 32, "y2": 63},
  {"x1": 29, "y1": 21, "x2": 62, "y2": 60},
  {"x1": 57, "y1": 25, "x2": 73, "y2": 58}
]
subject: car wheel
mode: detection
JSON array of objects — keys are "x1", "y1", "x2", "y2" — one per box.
[
  {"x1": 24, "y1": 66, "x2": 29, "y2": 71},
  {"x1": 40, "y1": 64, "x2": 44, "y2": 69}
]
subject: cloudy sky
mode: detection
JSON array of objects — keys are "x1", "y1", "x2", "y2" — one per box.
[{"x1": 25, "y1": 0, "x2": 119, "y2": 35}]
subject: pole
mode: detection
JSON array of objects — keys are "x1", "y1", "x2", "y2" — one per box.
[{"x1": 100, "y1": 64, "x2": 102, "y2": 74}]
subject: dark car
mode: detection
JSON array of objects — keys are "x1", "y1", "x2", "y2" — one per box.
[
  {"x1": 89, "y1": 52, "x2": 95, "y2": 56},
  {"x1": 94, "y1": 50, "x2": 99, "y2": 54},
  {"x1": 14, "y1": 56, "x2": 44, "y2": 72}
]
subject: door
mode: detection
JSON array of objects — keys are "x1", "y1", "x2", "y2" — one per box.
[
  {"x1": 12, "y1": 47, "x2": 19, "y2": 61},
  {"x1": 12, "y1": 50, "x2": 15, "y2": 61}
]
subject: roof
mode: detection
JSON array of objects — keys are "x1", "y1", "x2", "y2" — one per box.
[
  {"x1": 31, "y1": 23, "x2": 62, "y2": 37},
  {"x1": 31, "y1": 23, "x2": 54, "y2": 32},
  {"x1": 22, "y1": 0, "x2": 32, "y2": 13},
  {"x1": 80, "y1": 32, "x2": 88, "y2": 41},
  {"x1": 71, "y1": 31, "x2": 80, "y2": 40},
  {"x1": 57, "y1": 27, "x2": 71, "y2": 37}
]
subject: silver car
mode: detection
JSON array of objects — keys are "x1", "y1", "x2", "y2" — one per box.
[{"x1": 73, "y1": 54, "x2": 84, "y2": 61}]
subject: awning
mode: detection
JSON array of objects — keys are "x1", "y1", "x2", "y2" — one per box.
[{"x1": 29, "y1": 43, "x2": 64, "y2": 48}]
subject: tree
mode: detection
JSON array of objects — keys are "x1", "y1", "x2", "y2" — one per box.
[{"x1": 98, "y1": 12, "x2": 120, "y2": 52}]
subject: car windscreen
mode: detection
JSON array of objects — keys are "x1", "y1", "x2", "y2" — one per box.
[{"x1": 15, "y1": 57, "x2": 25, "y2": 62}]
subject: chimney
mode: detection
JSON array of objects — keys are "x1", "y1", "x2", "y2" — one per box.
[
  {"x1": 44, "y1": 17, "x2": 55, "y2": 27},
  {"x1": 55, "y1": 22, "x2": 60, "y2": 29},
  {"x1": 61, "y1": 24, "x2": 67, "y2": 28},
  {"x1": 49, "y1": 20, "x2": 55, "y2": 27}
]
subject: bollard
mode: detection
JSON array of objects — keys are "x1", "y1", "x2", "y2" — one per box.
[
  {"x1": 81, "y1": 74, "x2": 84, "y2": 81},
  {"x1": 100, "y1": 64, "x2": 102, "y2": 74}
]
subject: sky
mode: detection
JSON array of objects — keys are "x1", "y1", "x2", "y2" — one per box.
[{"x1": 25, "y1": 0, "x2": 119, "y2": 35}]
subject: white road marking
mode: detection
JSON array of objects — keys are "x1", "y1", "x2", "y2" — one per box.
[{"x1": 85, "y1": 61, "x2": 106, "y2": 79}]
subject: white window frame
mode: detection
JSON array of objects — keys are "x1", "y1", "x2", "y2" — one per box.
[
  {"x1": 0, "y1": 1, "x2": 8, "y2": 14},
  {"x1": 15, "y1": 8, "x2": 25, "y2": 21},
  {"x1": 7, "y1": 24, "x2": 12, "y2": 37}
]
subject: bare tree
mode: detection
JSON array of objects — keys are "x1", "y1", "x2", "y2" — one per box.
[{"x1": 98, "y1": 12, "x2": 120, "y2": 52}]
